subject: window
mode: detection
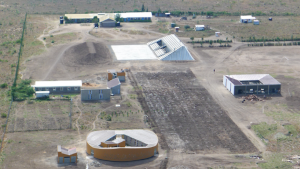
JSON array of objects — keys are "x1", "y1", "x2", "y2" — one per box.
[
  {"x1": 45, "y1": 88, "x2": 49, "y2": 91},
  {"x1": 60, "y1": 87, "x2": 63, "y2": 91},
  {"x1": 53, "y1": 87, "x2": 56, "y2": 91},
  {"x1": 74, "y1": 87, "x2": 78, "y2": 90},
  {"x1": 67, "y1": 87, "x2": 71, "y2": 91}
]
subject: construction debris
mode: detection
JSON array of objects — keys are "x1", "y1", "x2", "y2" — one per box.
[{"x1": 242, "y1": 94, "x2": 263, "y2": 101}]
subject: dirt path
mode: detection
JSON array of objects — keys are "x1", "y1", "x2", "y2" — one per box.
[
  {"x1": 74, "y1": 97, "x2": 83, "y2": 140},
  {"x1": 186, "y1": 42, "x2": 267, "y2": 152}
]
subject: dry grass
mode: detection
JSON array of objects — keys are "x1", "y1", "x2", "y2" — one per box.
[
  {"x1": 197, "y1": 16, "x2": 300, "y2": 40},
  {"x1": 45, "y1": 32, "x2": 81, "y2": 47}
]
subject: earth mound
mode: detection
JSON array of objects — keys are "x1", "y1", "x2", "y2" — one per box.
[{"x1": 62, "y1": 42, "x2": 111, "y2": 66}]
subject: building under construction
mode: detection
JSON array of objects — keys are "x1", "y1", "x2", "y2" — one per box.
[
  {"x1": 86, "y1": 130, "x2": 158, "y2": 161},
  {"x1": 223, "y1": 74, "x2": 281, "y2": 95}
]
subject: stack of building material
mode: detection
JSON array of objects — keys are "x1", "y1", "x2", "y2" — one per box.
[{"x1": 242, "y1": 94, "x2": 261, "y2": 101}]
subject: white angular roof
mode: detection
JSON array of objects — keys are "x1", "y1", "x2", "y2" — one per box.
[
  {"x1": 195, "y1": 25, "x2": 205, "y2": 27},
  {"x1": 32, "y1": 80, "x2": 82, "y2": 87},
  {"x1": 226, "y1": 74, "x2": 280, "y2": 85},
  {"x1": 87, "y1": 130, "x2": 158, "y2": 149},
  {"x1": 147, "y1": 34, "x2": 194, "y2": 61}
]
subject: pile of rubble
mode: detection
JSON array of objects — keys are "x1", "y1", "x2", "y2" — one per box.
[{"x1": 242, "y1": 94, "x2": 263, "y2": 101}]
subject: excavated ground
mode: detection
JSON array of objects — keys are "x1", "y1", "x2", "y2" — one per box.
[{"x1": 135, "y1": 70, "x2": 258, "y2": 154}]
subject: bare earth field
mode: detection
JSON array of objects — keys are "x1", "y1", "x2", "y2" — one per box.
[
  {"x1": 135, "y1": 71, "x2": 257, "y2": 154},
  {"x1": 2, "y1": 13, "x2": 300, "y2": 169}
]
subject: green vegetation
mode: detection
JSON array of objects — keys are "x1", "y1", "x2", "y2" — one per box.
[
  {"x1": 184, "y1": 25, "x2": 190, "y2": 29},
  {"x1": 1, "y1": 113, "x2": 7, "y2": 118},
  {"x1": 11, "y1": 79, "x2": 35, "y2": 100},
  {"x1": 251, "y1": 122, "x2": 277, "y2": 139},
  {"x1": 0, "y1": 83, "x2": 8, "y2": 88},
  {"x1": 91, "y1": 16, "x2": 99, "y2": 23},
  {"x1": 258, "y1": 153, "x2": 292, "y2": 169}
]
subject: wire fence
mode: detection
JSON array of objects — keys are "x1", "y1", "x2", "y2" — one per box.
[{"x1": 0, "y1": 13, "x2": 27, "y2": 152}]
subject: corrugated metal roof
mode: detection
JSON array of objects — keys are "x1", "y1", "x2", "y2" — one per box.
[
  {"x1": 87, "y1": 130, "x2": 158, "y2": 149},
  {"x1": 32, "y1": 80, "x2": 82, "y2": 87},
  {"x1": 99, "y1": 13, "x2": 115, "y2": 22},
  {"x1": 147, "y1": 34, "x2": 194, "y2": 60},
  {"x1": 35, "y1": 91, "x2": 50, "y2": 94},
  {"x1": 57, "y1": 145, "x2": 77, "y2": 155},
  {"x1": 226, "y1": 74, "x2": 280, "y2": 85},
  {"x1": 120, "y1": 12, "x2": 152, "y2": 18},
  {"x1": 65, "y1": 14, "x2": 98, "y2": 19},
  {"x1": 107, "y1": 78, "x2": 120, "y2": 88},
  {"x1": 226, "y1": 76, "x2": 242, "y2": 85},
  {"x1": 240, "y1": 15, "x2": 256, "y2": 19}
]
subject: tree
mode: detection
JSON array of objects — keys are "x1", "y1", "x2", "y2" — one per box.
[
  {"x1": 200, "y1": 41, "x2": 203, "y2": 47},
  {"x1": 158, "y1": 8, "x2": 162, "y2": 14},
  {"x1": 184, "y1": 25, "x2": 190, "y2": 29},
  {"x1": 115, "y1": 13, "x2": 121, "y2": 22},
  {"x1": 91, "y1": 16, "x2": 99, "y2": 23},
  {"x1": 219, "y1": 41, "x2": 222, "y2": 47},
  {"x1": 0, "y1": 83, "x2": 7, "y2": 88},
  {"x1": 226, "y1": 37, "x2": 228, "y2": 45},
  {"x1": 146, "y1": 8, "x2": 148, "y2": 12},
  {"x1": 190, "y1": 37, "x2": 194, "y2": 41},
  {"x1": 202, "y1": 37, "x2": 204, "y2": 41},
  {"x1": 209, "y1": 40, "x2": 213, "y2": 47},
  {"x1": 141, "y1": 4, "x2": 145, "y2": 11}
]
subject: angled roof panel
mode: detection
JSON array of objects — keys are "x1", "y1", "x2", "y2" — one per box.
[
  {"x1": 225, "y1": 74, "x2": 280, "y2": 85},
  {"x1": 107, "y1": 78, "x2": 120, "y2": 88},
  {"x1": 147, "y1": 34, "x2": 194, "y2": 61}
]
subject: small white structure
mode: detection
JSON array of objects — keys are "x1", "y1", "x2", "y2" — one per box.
[
  {"x1": 240, "y1": 15, "x2": 256, "y2": 23},
  {"x1": 35, "y1": 91, "x2": 49, "y2": 98},
  {"x1": 175, "y1": 27, "x2": 179, "y2": 32},
  {"x1": 215, "y1": 32, "x2": 220, "y2": 37},
  {"x1": 253, "y1": 20, "x2": 259, "y2": 25},
  {"x1": 195, "y1": 25, "x2": 205, "y2": 31}
]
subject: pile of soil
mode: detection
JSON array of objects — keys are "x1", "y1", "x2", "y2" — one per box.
[{"x1": 62, "y1": 42, "x2": 111, "y2": 66}]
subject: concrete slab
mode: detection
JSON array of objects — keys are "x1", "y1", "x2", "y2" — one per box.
[{"x1": 111, "y1": 45, "x2": 157, "y2": 60}]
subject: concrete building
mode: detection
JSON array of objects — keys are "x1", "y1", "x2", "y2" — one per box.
[
  {"x1": 35, "y1": 91, "x2": 49, "y2": 98},
  {"x1": 195, "y1": 25, "x2": 205, "y2": 31},
  {"x1": 107, "y1": 69, "x2": 125, "y2": 82},
  {"x1": 120, "y1": 12, "x2": 152, "y2": 22},
  {"x1": 240, "y1": 15, "x2": 256, "y2": 23},
  {"x1": 223, "y1": 74, "x2": 281, "y2": 95},
  {"x1": 31, "y1": 80, "x2": 82, "y2": 94},
  {"x1": 81, "y1": 88, "x2": 111, "y2": 101},
  {"x1": 107, "y1": 78, "x2": 121, "y2": 95},
  {"x1": 147, "y1": 34, "x2": 194, "y2": 60},
  {"x1": 86, "y1": 130, "x2": 159, "y2": 161},
  {"x1": 57, "y1": 145, "x2": 77, "y2": 164}
]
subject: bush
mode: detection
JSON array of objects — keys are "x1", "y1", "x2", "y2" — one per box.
[
  {"x1": 12, "y1": 79, "x2": 35, "y2": 100},
  {"x1": 51, "y1": 40, "x2": 55, "y2": 43},
  {"x1": 0, "y1": 83, "x2": 8, "y2": 88},
  {"x1": 106, "y1": 115, "x2": 112, "y2": 121},
  {"x1": 1, "y1": 113, "x2": 7, "y2": 118},
  {"x1": 184, "y1": 25, "x2": 190, "y2": 29},
  {"x1": 50, "y1": 35, "x2": 53, "y2": 37}
]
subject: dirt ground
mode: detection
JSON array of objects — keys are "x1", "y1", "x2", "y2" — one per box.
[{"x1": 3, "y1": 14, "x2": 300, "y2": 169}]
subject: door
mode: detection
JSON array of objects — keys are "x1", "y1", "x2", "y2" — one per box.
[
  {"x1": 88, "y1": 90, "x2": 92, "y2": 100},
  {"x1": 64, "y1": 157, "x2": 70, "y2": 163},
  {"x1": 71, "y1": 156, "x2": 76, "y2": 163},
  {"x1": 59, "y1": 157, "x2": 63, "y2": 164},
  {"x1": 91, "y1": 149, "x2": 94, "y2": 156}
]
